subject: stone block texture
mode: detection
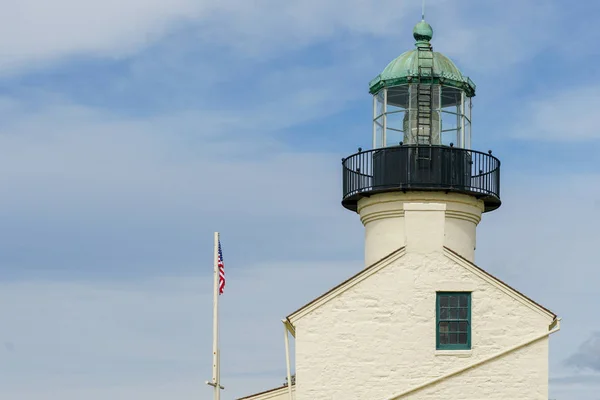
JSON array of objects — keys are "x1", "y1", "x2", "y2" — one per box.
[{"x1": 293, "y1": 251, "x2": 553, "y2": 400}]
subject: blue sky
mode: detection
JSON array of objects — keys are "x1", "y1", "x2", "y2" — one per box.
[{"x1": 0, "y1": 0, "x2": 599, "y2": 399}]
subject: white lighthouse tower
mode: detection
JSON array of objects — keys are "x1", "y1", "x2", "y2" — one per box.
[{"x1": 239, "y1": 17, "x2": 560, "y2": 400}]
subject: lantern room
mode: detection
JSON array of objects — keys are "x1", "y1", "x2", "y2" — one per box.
[
  {"x1": 341, "y1": 19, "x2": 501, "y2": 213},
  {"x1": 369, "y1": 21, "x2": 475, "y2": 150}
]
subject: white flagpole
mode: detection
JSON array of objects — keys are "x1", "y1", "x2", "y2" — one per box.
[
  {"x1": 212, "y1": 232, "x2": 220, "y2": 400},
  {"x1": 206, "y1": 232, "x2": 223, "y2": 399}
]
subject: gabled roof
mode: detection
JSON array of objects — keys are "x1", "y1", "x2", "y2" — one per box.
[
  {"x1": 443, "y1": 246, "x2": 557, "y2": 319},
  {"x1": 287, "y1": 247, "x2": 407, "y2": 325},
  {"x1": 287, "y1": 246, "x2": 557, "y2": 327}
]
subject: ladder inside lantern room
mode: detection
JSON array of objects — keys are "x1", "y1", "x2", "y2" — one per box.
[{"x1": 416, "y1": 46, "x2": 434, "y2": 161}]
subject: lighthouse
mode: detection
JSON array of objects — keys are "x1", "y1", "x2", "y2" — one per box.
[{"x1": 239, "y1": 17, "x2": 560, "y2": 400}]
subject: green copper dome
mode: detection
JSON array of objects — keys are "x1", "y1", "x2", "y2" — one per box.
[{"x1": 369, "y1": 20, "x2": 476, "y2": 97}]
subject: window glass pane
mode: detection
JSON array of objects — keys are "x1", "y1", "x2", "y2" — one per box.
[
  {"x1": 449, "y1": 322, "x2": 459, "y2": 332},
  {"x1": 440, "y1": 333, "x2": 449, "y2": 344},
  {"x1": 449, "y1": 333, "x2": 458, "y2": 344},
  {"x1": 440, "y1": 308, "x2": 448, "y2": 319},
  {"x1": 440, "y1": 296, "x2": 448, "y2": 307},
  {"x1": 439, "y1": 322, "x2": 449, "y2": 333},
  {"x1": 459, "y1": 308, "x2": 467, "y2": 319},
  {"x1": 448, "y1": 296, "x2": 458, "y2": 307},
  {"x1": 459, "y1": 295, "x2": 469, "y2": 307},
  {"x1": 458, "y1": 333, "x2": 467, "y2": 344},
  {"x1": 449, "y1": 308, "x2": 457, "y2": 319},
  {"x1": 458, "y1": 321, "x2": 468, "y2": 331}
]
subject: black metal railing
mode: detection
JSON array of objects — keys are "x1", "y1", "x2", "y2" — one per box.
[{"x1": 342, "y1": 145, "x2": 501, "y2": 212}]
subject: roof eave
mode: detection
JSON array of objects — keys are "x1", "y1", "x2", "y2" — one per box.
[
  {"x1": 368, "y1": 75, "x2": 476, "y2": 97},
  {"x1": 443, "y1": 246, "x2": 558, "y2": 320},
  {"x1": 287, "y1": 247, "x2": 407, "y2": 325},
  {"x1": 237, "y1": 384, "x2": 295, "y2": 400}
]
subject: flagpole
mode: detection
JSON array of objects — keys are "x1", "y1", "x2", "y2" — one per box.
[
  {"x1": 206, "y1": 232, "x2": 224, "y2": 397},
  {"x1": 212, "y1": 231, "x2": 220, "y2": 400}
]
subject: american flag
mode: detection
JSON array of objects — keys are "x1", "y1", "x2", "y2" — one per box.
[{"x1": 218, "y1": 240, "x2": 225, "y2": 295}]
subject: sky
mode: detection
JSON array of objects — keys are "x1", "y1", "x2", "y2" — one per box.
[{"x1": 0, "y1": 0, "x2": 599, "y2": 399}]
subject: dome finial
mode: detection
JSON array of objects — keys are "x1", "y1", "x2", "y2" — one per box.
[
  {"x1": 414, "y1": 0, "x2": 433, "y2": 45},
  {"x1": 413, "y1": 19, "x2": 433, "y2": 45}
]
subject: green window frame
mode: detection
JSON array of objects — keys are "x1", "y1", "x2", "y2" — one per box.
[{"x1": 436, "y1": 292, "x2": 471, "y2": 350}]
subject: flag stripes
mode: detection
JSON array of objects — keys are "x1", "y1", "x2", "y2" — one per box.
[{"x1": 218, "y1": 240, "x2": 225, "y2": 295}]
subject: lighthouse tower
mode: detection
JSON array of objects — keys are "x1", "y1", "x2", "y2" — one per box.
[
  {"x1": 238, "y1": 16, "x2": 559, "y2": 400},
  {"x1": 342, "y1": 19, "x2": 500, "y2": 266}
]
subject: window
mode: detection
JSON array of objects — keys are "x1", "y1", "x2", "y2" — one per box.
[{"x1": 436, "y1": 292, "x2": 471, "y2": 350}]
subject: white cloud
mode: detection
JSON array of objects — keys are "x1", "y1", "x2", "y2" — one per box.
[
  {"x1": 1, "y1": 94, "x2": 600, "y2": 398},
  {"x1": 0, "y1": 0, "x2": 211, "y2": 72},
  {"x1": 475, "y1": 171, "x2": 600, "y2": 400},
  {"x1": 0, "y1": 88, "x2": 363, "y2": 274},
  {"x1": 0, "y1": 0, "x2": 568, "y2": 76},
  {"x1": 432, "y1": 1, "x2": 559, "y2": 72},
  {"x1": 0, "y1": 0, "x2": 416, "y2": 73},
  {"x1": 2, "y1": 169, "x2": 600, "y2": 399},
  {"x1": 565, "y1": 332, "x2": 600, "y2": 372},
  {"x1": 187, "y1": 0, "x2": 562, "y2": 73},
  {"x1": 509, "y1": 85, "x2": 600, "y2": 141},
  {"x1": 0, "y1": 260, "x2": 357, "y2": 400},
  {"x1": 0, "y1": 72, "x2": 351, "y2": 219}
]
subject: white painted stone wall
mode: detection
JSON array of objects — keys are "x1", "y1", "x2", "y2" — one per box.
[
  {"x1": 358, "y1": 192, "x2": 483, "y2": 266},
  {"x1": 293, "y1": 250, "x2": 554, "y2": 400},
  {"x1": 403, "y1": 338, "x2": 549, "y2": 400}
]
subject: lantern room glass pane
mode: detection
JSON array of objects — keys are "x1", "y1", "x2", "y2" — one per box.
[
  {"x1": 385, "y1": 85, "x2": 410, "y2": 146},
  {"x1": 376, "y1": 90, "x2": 385, "y2": 118},
  {"x1": 385, "y1": 110, "x2": 405, "y2": 146},
  {"x1": 441, "y1": 109, "x2": 458, "y2": 146},
  {"x1": 373, "y1": 90, "x2": 386, "y2": 148},
  {"x1": 387, "y1": 85, "x2": 410, "y2": 108},
  {"x1": 465, "y1": 118, "x2": 471, "y2": 150},
  {"x1": 465, "y1": 96, "x2": 472, "y2": 149},
  {"x1": 372, "y1": 84, "x2": 472, "y2": 149},
  {"x1": 440, "y1": 86, "x2": 464, "y2": 147},
  {"x1": 441, "y1": 86, "x2": 462, "y2": 108},
  {"x1": 374, "y1": 118, "x2": 384, "y2": 148}
]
